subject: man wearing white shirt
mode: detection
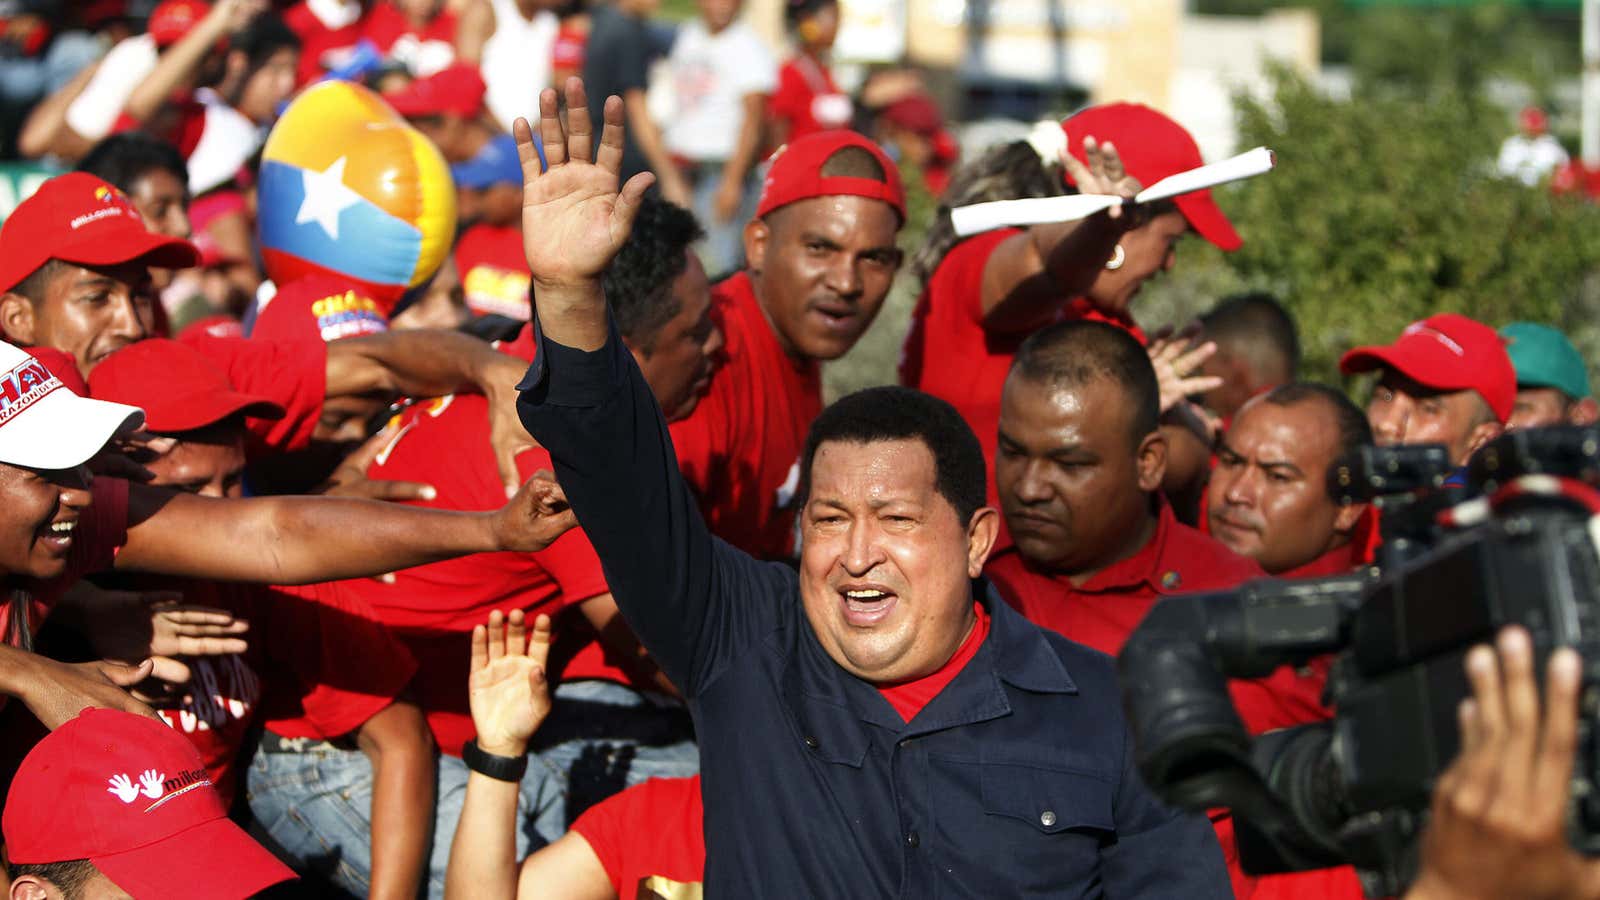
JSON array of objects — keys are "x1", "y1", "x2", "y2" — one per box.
[{"x1": 663, "y1": 0, "x2": 777, "y2": 274}]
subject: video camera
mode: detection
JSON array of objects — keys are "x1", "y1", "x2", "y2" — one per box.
[{"x1": 1118, "y1": 425, "x2": 1600, "y2": 897}]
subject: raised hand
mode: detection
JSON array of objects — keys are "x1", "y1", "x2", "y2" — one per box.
[
  {"x1": 490, "y1": 469, "x2": 579, "y2": 553},
  {"x1": 13, "y1": 651, "x2": 159, "y2": 730},
  {"x1": 467, "y1": 609, "x2": 554, "y2": 757},
  {"x1": 107, "y1": 772, "x2": 139, "y2": 803},
  {"x1": 516, "y1": 77, "x2": 654, "y2": 289},
  {"x1": 1147, "y1": 337, "x2": 1223, "y2": 414},
  {"x1": 1060, "y1": 136, "x2": 1145, "y2": 226},
  {"x1": 138, "y1": 769, "x2": 166, "y2": 799}
]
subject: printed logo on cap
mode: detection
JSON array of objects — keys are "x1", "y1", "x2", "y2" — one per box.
[
  {"x1": 72, "y1": 184, "x2": 135, "y2": 231},
  {"x1": 1401, "y1": 322, "x2": 1466, "y2": 358},
  {"x1": 0, "y1": 358, "x2": 62, "y2": 426},
  {"x1": 312, "y1": 289, "x2": 389, "y2": 342},
  {"x1": 105, "y1": 766, "x2": 212, "y2": 813}
]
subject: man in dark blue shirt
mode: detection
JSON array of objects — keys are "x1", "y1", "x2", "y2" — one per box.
[{"x1": 509, "y1": 78, "x2": 1231, "y2": 898}]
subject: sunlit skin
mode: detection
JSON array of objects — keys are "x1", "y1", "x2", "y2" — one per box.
[
  {"x1": 124, "y1": 169, "x2": 191, "y2": 240},
  {"x1": 798, "y1": 439, "x2": 998, "y2": 684},
  {"x1": 1366, "y1": 369, "x2": 1501, "y2": 467},
  {"x1": 0, "y1": 261, "x2": 153, "y2": 377},
  {"x1": 995, "y1": 372, "x2": 1165, "y2": 582},
  {"x1": 1206, "y1": 397, "x2": 1364, "y2": 574},
  {"x1": 0, "y1": 462, "x2": 93, "y2": 581},
  {"x1": 143, "y1": 422, "x2": 249, "y2": 499},
  {"x1": 744, "y1": 196, "x2": 902, "y2": 363},
  {"x1": 1508, "y1": 387, "x2": 1600, "y2": 430},
  {"x1": 1085, "y1": 210, "x2": 1186, "y2": 317},
  {"x1": 632, "y1": 251, "x2": 723, "y2": 421}
]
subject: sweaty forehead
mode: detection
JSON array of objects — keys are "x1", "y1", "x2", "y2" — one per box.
[
  {"x1": 809, "y1": 438, "x2": 938, "y2": 501},
  {"x1": 1231, "y1": 399, "x2": 1337, "y2": 465},
  {"x1": 1003, "y1": 372, "x2": 1136, "y2": 444},
  {"x1": 768, "y1": 196, "x2": 900, "y2": 249}
]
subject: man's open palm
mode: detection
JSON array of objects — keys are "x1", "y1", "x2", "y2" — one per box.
[
  {"x1": 516, "y1": 78, "x2": 654, "y2": 287},
  {"x1": 468, "y1": 609, "x2": 553, "y2": 757}
]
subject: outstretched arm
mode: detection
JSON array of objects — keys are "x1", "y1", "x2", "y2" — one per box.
[
  {"x1": 514, "y1": 79, "x2": 794, "y2": 695},
  {"x1": 113, "y1": 472, "x2": 576, "y2": 584}
]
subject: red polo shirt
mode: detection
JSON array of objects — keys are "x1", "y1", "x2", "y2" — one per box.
[
  {"x1": 669, "y1": 271, "x2": 821, "y2": 560},
  {"x1": 986, "y1": 500, "x2": 1264, "y2": 898},
  {"x1": 900, "y1": 229, "x2": 1145, "y2": 520}
]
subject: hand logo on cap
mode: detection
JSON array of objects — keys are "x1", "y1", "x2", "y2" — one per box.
[
  {"x1": 107, "y1": 773, "x2": 140, "y2": 803},
  {"x1": 139, "y1": 769, "x2": 166, "y2": 799}
]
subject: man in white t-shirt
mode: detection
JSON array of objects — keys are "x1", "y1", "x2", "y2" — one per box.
[
  {"x1": 1497, "y1": 106, "x2": 1569, "y2": 187},
  {"x1": 662, "y1": 0, "x2": 777, "y2": 275}
]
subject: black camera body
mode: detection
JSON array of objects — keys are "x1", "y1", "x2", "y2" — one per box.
[{"x1": 1118, "y1": 426, "x2": 1600, "y2": 897}]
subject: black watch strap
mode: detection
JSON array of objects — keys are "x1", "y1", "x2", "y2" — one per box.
[{"x1": 462, "y1": 739, "x2": 528, "y2": 782}]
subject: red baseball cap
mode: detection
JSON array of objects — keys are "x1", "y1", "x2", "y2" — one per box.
[
  {"x1": 756, "y1": 131, "x2": 906, "y2": 221},
  {"x1": 0, "y1": 173, "x2": 199, "y2": 295},
  {"x1": 90, "y1": 338, "x2": 283, "y2": 433},
  {"x1": 148, "y1": 0, "x2": 211, "y2": 48},
  {"x1": 251, "y1": 274, "x2": 390, "y2": 343},
  {"x1": 383, "y1": 64, "x2": 487, "y2": 119},
  {"x1": 1061, "y1": 103, "x2": 1242, "y2": 252},
  {"x1": 3, "y1": 708, "x2": 296, "y2": 899},
  {"x1": 1339, "y1": 313, "x2": 1517, "y2": 424}
]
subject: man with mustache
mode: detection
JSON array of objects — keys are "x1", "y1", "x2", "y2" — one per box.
[{"x1": 668, "y1": 128, "x2": 906, "y2": 559}]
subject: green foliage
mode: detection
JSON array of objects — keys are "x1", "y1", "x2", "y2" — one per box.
[{"x1": 1140, "y1": 64, "x2": 1600, "y2": 386}]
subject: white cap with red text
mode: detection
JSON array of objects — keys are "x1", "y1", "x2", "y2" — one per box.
[{"x1": 0, "y1": 342, "x2": 143, "y2": 470}]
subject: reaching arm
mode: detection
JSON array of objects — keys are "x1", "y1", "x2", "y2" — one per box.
[
  {"x1": 976, "y1": 139, "x2": 1142, "y2": 334},
  {"x1": 124, "y1": 0, "x2": 265, "y2": 123},
  {"x1": 357, "y1": 699, "x2": 436, "y2": 900},
  {"x1": 0, "y1": 645, "x2": 157, "y2": 728},
  {"x1": 516, "y1": 834, "x2": 617, "y2": 900},
  {"x1": 113, "y1": 474, "x2": 577, "y2": 584},
  {"x1": 326, "y1": 329, "x2": 533, "y2": 494},
  {"x1": 514, "y1": 79, "x2": 794, "y2": 695},
  {"x1": 17, "y1": 58, "x2": 100, "y2": 160},
  {"x1": 455, "y1": 0, "x2": 493, "y2": 67}
]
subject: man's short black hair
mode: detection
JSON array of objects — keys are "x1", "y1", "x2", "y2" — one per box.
[
  {"x1": 601, "y1": 193, "x2": 704, "y2": 353},
  {"x1": 76, "y1": 132, "x2": 189, "y2": 196},
  {"x1": 1010, "y1": 320, "x2": 1160, "y2": 444},
  {"x1": 1200, "y1": 292, "x2": 1301, "y2": 382},
  {"x1": 233, "y1": 12, "x2": 300, "y2": 70},
  {"x1": 8, "y1": 258, "x2": 68, "y2": 304},
  {"x1": 4, "y1": 856, "x2": 98, "y2": 900},
  {"x1": 1259, "y1": 382, "x2": 1374, "y2": 483},
  {"x1": 799, "y1": 386, "x2": 987, "y2": 523}
]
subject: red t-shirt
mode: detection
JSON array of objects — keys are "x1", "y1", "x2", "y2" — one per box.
[
  {"x1": 362, "y1": 2, "x2": 457, "y2": 73},
  {"x1": 570, "y1": 775, "x2": 705, "y2": 898},
  {"x1": 182, "y1": 332, "x2": 328, "y2": 456},
  {"x1": 669, "y1": 272, "x2": 822, "y2": 560},
  {"x1": 900, "y1": 229, "x2": 1143, "y2": 517},
  {"x1": 2, "y1": 478, "x2": 129, "y2": 651},
  {"x1": 126, "y1": 577, "x2": 416, "y2": 803},
  {"x1": 768, "y1": 55, "x2": 851, "y2": 140},
  {"x1": 454, "y1": 223, "x2": 532, "y2": 320},
  {"x1": 342, "y1": 328, "x2": 614, "y2": 754},
  {"x1": 878, "y1": 602, "x2": 989, "y2": 721},
  {"x1": 284, "y1": 1, "x2": 368, "y2": 85}
]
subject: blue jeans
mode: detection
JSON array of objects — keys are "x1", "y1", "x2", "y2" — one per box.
[
  {"x1": 687, "y1": 162, "x2": 759, "y2": 280},
  {"x1": 247, "y1": 681, "x2": 698, "y2": 899}
]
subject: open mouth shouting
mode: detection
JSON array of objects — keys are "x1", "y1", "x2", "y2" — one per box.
[
  {"x1": 839, "y1": 583, "x2": 898, "y2": 627},
  {"x1": 38, "y1": 517, "x2": 77, "y2": 556}
]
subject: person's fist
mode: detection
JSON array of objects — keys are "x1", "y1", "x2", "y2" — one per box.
[{"x1": 491, "y1": 469, "x2": 578, "y2": 553}]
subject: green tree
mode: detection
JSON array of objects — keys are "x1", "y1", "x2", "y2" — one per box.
[{"x1": 1141, "y1": 65, "x2": 1600, "y2": 386}]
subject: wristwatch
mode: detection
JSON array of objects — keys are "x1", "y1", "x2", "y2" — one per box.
[{"x1": 462, "y1": 738, "x2": 528, "y2": 782}]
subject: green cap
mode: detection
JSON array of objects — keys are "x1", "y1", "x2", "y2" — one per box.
[{"x1": 1501, "y1": 322, "x2": 1590, "y2": 400}]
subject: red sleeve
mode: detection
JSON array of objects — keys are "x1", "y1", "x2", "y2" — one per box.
[
  {"x1": 768, "y1": 63, "x2": 807, "y2": 121},
  {"x1": 518, "y1": 448, "x2": 610, "y2": 606},
  {"x1": 75, "y1": 476, "x2": 130, "y2": 580},
  {"x1": 258, "y1": 579, "x2": 418, "y2": 739},
  {"x1": 569, "y1": 776, "x2": 704, "y2": 896},
  {"x1": 183, "y1": 333, "x2": 328, "y2": 455}
]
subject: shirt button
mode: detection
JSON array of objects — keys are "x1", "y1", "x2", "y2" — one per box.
[
  {"x1": 1040, "y1": 810, "x2": 1057, "y2": 827},
  {"x1": 905, "y1": 830, "x2": 920, "y2": 848},
  {"x1": 803, "y1": 735, "x2": 819, "y2": 750}
]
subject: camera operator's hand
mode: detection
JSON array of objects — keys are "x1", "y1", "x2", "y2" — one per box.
[{"x1": 1408, "y1": 627, "x2": 1600, "y2": 900}]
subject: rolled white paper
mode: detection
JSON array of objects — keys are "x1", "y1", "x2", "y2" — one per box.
[{"x1": 950, "y1": 146, "x2": 1277, "y2": 237}]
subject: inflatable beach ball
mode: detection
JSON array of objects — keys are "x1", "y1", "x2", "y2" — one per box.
[{"x1": 257, "y1": 80, "x2": 456, "y2": 310}]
